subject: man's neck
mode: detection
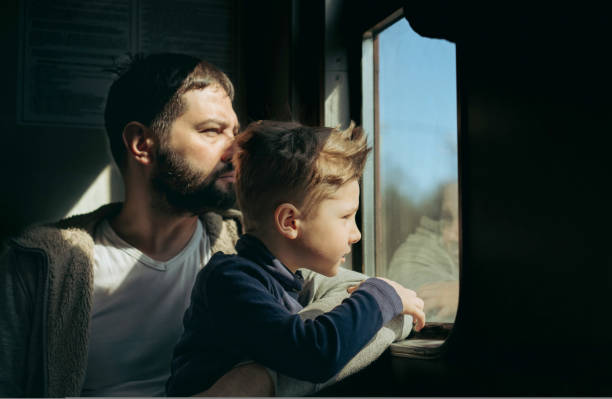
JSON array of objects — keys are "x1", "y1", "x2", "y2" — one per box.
[{"x1": 110, "y1": 201, "x2": 200, "y2": 262}]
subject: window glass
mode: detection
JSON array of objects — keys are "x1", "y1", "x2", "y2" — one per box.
[{"x1": 376, "y1": 18, "x2": 458, "y2": 323}]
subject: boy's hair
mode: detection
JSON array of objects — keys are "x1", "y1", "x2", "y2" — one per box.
[
  {"x1": 234, "y1": 120, "x2": 370, "y2": 231},
  {"x1": 104, "y1": 53, "x2": 234, "y2": 172}
]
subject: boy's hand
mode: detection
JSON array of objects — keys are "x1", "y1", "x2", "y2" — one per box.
[
  {"x1": 346, "y1": 283, "x2": 362, "y2": 294},
  {"x1": 375, "y1": 277, "x2": 426, "y2": 332},
  {"x1": 347, "y1": 278, "x2": 426, "y2": 332}
]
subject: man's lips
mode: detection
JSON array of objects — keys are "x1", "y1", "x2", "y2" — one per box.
[{"x1": 217, "y1": 171, "x2": 235, "y2": 182}]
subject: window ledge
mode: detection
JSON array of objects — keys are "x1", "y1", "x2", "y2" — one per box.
[
  {"x1": 390, "y1": 322, "x2": 453, "y2": 359},
  {"x1": 390, "y1": 338, "x2": 444, "y2": 358}
]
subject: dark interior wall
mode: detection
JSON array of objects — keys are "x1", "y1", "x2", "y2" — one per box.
[
  {"x1": 240, "y1": 0, "x2": 403, "y2": 127},
  {"x1": 1, "y1": 0, "x2": 391, "y2": 244},
  {"x1": 325, "y1": 0, "x2": 404, "y2": 127},
  {"x1": 241, "y1": 0, "x2": 324, "y2": 126},
  {"x1": 1, "y1": 0, "x2": 242, "y2": 244},
  {"x1": 319, "y1": 2, "x2": 612, "y2": 396},
  {"x1": 0, "y1": 0, "x2": 329, "y2": 242},
  {"x1": 0, "y1": 0, "x2": 118, "y2": 243},
  {"x1": 241, "y1": 1, "x2": 293, "y2": 122},
  {"x1": 396, "y1": 3, "x2": 612, "y2": 395}
]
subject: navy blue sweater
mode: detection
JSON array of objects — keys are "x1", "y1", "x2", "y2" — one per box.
[{"x1": 166, "y1": 234, "x2": 403, "y2": 396}]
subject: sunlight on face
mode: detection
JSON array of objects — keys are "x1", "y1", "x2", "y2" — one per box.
[{"x1": 297, "y1": 179, "x2": 361, "y2": 276}]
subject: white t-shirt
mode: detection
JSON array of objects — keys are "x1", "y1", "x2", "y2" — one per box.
[{"x1": 81, "y1": 219, "x2": 211, "y2": 397}]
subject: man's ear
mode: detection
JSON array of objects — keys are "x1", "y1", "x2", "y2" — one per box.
[
  {"x1": 122, "y1": 121, "x2": 156, "y2": 166},
  {"x1": 274, "y1": 203, "x2": 301, "y2": 240}
]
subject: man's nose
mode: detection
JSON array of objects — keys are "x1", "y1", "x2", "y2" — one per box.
[{"x1": 220, "y1": 140, "x2": 235, "y2": 163}]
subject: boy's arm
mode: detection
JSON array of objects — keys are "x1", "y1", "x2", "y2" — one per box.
[
  {"x1": 300, "y1": 267, "x2": 412, "y2": 341},
  {"x1": 205, "y1": 265, "x2": 403, "y2": 385},
  {"x1": 199, "y1": 314, "x2": 409, "y2": 397},
  {"x1": 198, "y1": 267, "x2": 411, "y2": 397},
  {"x1": 271, "y1": 298, "x2": 410, "y2": 396}
]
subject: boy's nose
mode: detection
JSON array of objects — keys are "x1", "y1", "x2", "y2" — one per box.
[{"x1": 349, "y1": 225, "x2": 361, "y2": 245}]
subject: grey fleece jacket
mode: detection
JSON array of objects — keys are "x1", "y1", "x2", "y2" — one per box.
[{"x1": 0, "y1": 203, "x2": 410, "y2": 397}]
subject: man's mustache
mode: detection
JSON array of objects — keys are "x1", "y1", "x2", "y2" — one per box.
[{"x1": 209, "y1": 161, "x2": 234, "y2": 180}]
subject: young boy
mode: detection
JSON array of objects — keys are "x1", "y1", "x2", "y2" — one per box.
[{"x1": 166, "y1": 120, "x2": 426, "y2": 396}]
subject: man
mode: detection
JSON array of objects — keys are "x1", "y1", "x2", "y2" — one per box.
[
  {"x1": 387, "y1": 181, "x2": 459, "y2": 322},
  {"x1": 0, "y1": 54, "x2": 409, "y2": 397}
]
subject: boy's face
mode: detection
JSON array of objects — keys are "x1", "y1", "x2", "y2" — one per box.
[{"x1": 295, "y1": 179, "x2": 362, "y2": 277}]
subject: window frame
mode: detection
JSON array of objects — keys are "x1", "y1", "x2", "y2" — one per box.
[
  {"x1": 360, "y1": 8, "x2": 461, "y2": 284},
  {"x1": 361, "y1": 8, "x2": 405, "y2": 276}
]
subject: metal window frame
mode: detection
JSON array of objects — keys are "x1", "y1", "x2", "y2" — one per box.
[{"x1": 361, "y1": 8, "x2": 405, "y2": 276}]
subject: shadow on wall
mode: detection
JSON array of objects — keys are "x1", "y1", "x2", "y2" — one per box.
[
  {"x1": 0, "y1": 1, "x2": 123, "y2": 243},
  {"x1": 0, "y1": 122, "x2": 123, "y2": 243}
]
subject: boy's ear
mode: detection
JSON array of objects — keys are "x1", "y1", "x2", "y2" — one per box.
[
  {"x1": 122, "y1": 121, "x2": 156, "y2": 166},
  {"x1": 274, "y1": 203, "x2": 301, "y2": 240}
]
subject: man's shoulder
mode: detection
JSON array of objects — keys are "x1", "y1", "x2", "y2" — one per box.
[
  {"x1": 201, "y1": 209, "x2": 243, "y2": 254},
  {"x1": 54, "y1": 203, "x2": 121, "y2": 231},
  {"x1": 8, "y1": 203, "x2": 120, "y2": 255},
  {"x1": 201, "y1": 209, "x2": 242, "y2": 229}
]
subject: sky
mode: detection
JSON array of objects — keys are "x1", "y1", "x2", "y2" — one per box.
[{"x1": 378, "y1": 18, "x2": 457, "y2": 202}]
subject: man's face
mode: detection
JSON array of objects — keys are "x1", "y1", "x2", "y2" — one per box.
[{"x1": 151, "y1": 85, "x2": 239, "y2": 215}]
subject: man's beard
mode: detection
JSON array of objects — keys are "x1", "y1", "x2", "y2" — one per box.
[{"x1": 151, "y1": 147, "x2": 236, "y2": 215}]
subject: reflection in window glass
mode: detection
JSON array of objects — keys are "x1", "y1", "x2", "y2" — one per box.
[{"x1": 377, "y1": 19, "x2": 458, "y2": 323}]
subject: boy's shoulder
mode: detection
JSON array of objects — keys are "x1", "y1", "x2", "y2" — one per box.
[
  {"x1": 194, "y1": 251, "x2": 284, "y2": 307},
  {"x1": 205, "y1": 251, "x2": 260, "y2": 273}
]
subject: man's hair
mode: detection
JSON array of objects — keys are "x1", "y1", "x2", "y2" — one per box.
[
  {"x1": 234, "y1": 120, "x2": 370, "y2": 231},
  {"x1": 104, "y1": 53, "x2": 234, "y2": 171}
]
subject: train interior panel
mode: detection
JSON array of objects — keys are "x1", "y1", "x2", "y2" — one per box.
[{"x1": 1, "y1": 0, "x2": 611, "y2": 396}]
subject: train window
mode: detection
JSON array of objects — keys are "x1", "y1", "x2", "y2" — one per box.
[{"x1": 362, "y1": 11, "x2": 459, "y2": 323}]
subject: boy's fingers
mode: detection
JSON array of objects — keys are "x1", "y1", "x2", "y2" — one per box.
[
  {"x1": 348, "y1": 281, "x2": 366, "y2": 293},
  {"x1": 413, "y1": 310, "x2": 426, "y2": 332}
]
